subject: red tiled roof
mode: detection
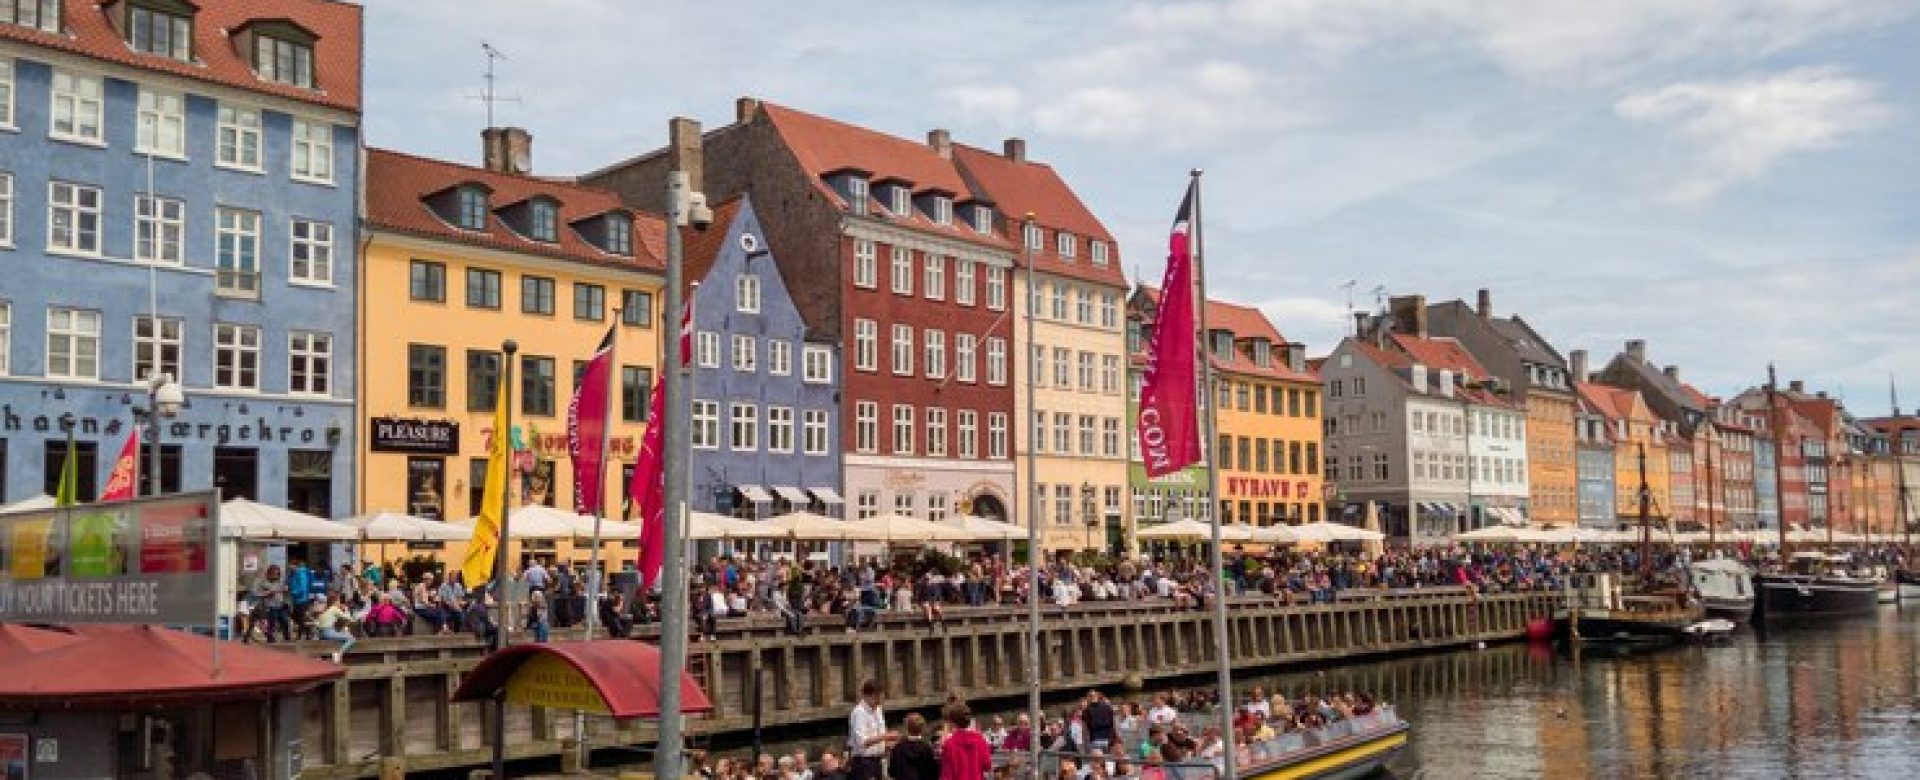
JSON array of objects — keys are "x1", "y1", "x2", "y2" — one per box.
[
  {"x1": 1577, "y1": 382, "x2": 1638, "y2": 422},
  {"x1": 1349, "y1": 337, "x2": 1515, "y2": 408},
  {"x1": 365, "y1": 148, "x2": 666, "y2": 272},
  {"x1": 1387, "y1": 334, "x2": 1489, "y2": 381},
  {"x1": 951, "y1": 143, "x2": 1124, "y2": 288},
  {"x1": 1137, "y1": 285, "x2": 1315, "y2": 382},
  {"x1": 0, "y1": 0, "x2": 363, "y2": 113}
]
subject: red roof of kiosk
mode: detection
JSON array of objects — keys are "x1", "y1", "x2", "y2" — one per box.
[
  {"x1": 0, "y1": 625, "x2": 343, "y2": 709},
  {"x1": 452, "y1": 639, "x2": 713, "y2": 719}
]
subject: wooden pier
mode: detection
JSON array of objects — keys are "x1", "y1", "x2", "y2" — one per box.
[{"x1": 293, "y1": 588, "x2": 1559, "y2": 778}]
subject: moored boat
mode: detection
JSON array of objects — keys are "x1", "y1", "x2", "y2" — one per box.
[
  {"x1": 1898, "y1": 569, "x2": 1920, "y2": 602},
  {"x1": 1237, "y1": 706, "x2": 1409, "y2": 780},
  {"x1": 1754, "y1": 552, "x2": 1880, "y2": 618},
  {"x1": 1688, "y1": 558, "x2": 1755, "y2": 621},
  {"x1": 1557, "y1": 573, "x2": 1704, "y2": 647}
]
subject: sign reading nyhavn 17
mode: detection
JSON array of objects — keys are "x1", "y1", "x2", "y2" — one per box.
[
  {"x1": 0, "y1": 491, "x2": 220, "y2": 625},
  {"x1": 371, "y1": 418, "x2": 460, "y2": 454}
]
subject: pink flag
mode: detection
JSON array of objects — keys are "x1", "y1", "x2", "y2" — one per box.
[
  {"x1": 568, "y1": 325, "x2": 617, "y2": 516},
  {"x1": 99, "y1": 426, "x2": 142, "y2": 502},
  {"x1": 632, "y1": 299, "x2": 693, "y2": 587},
  {"x1": 1137, "y1": 182, "x2": 1204, "y2": 478}
]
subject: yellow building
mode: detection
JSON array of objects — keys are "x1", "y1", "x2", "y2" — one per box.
[
  {"x1": 1577, "y1": 383, "x2": 1671, "y2": 524},
  {"x1": 1201, "y1": 298, "x2": 1325, "y2": 527},
  {"x1": 359, "y1": 141, "x2": 664, "y2": 567}
]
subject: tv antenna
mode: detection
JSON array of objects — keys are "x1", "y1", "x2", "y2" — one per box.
[
  {"x1": 468, "y1": 42, "x2": 522, "y2": 127},
  {"x1": 1337, "y1": 280, "x2": 1356, "y2": 314},
  {"x1": 1370, "y1": 284, "x2": 1387, "y2": 313}
]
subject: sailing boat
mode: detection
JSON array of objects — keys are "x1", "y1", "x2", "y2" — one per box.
[
  {"x1": 1888, "y1": 378, "x2": 1920, "y2": 601},
  {"x1": 1751, "y1": 367, "x2": 1879, "y2": 618},
  {"x1": 1557, "y1": 444, "x2": 1702, "y2": 646}
]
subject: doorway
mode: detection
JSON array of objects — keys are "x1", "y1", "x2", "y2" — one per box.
[
  {"x1": 286, "y1": 449, "x2": 333, "y2": 518},
  {"x1": 212, "y1": 447, "x2": 258, "y2": 502}
]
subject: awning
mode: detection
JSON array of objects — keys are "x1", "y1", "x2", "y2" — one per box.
[
  {"x1": 0, "y1": 625, "x2": 342, "y2": 709},
  {"x1": 772, "y1": 486, "x2": 811, "y2": 504},
  {"x1": 1419, "y1": 502, "x2": 1457, "y2": 518},
  {"x1": 737, "y1": 485, "x2": 774, "y2": 503},
  {"x1": 809, "y1": 487, "x2": 845, "y2": 504},
  {"x1": 451, "y1": 640, "x2": 712, "y2": 719}
]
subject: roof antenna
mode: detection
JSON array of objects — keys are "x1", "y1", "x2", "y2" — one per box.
[
  {"x1": 1370, "y1": 284, "x2": 1387, "y2": 314},
  {"x1": 1337, "y1": 279, "x2": 1356, "y2": 318},
  {"x1": 1891, "y1": 373, "x2": 1902, "y2": 417},
  {"x1": 469, "y1": 42, "x2": 522, "y2": 128}
]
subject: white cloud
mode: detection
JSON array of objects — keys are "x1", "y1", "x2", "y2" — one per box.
[{"x1": 1615, "y1": 68, "x2": 1890, "y2": 201}]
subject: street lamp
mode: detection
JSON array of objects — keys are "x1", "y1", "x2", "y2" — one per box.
[
  {"x1": 1081, "y1": 482, "x2": 1098, "y2": 552},
  {"x1": 134, "y1": 373, "x2": 185, "y2": 496}
]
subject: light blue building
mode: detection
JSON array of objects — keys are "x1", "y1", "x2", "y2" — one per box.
[
  {"x1": 1755, "y1": 440, "x2": 1779, "y2": 531},
  {"x1": 685, "y1": 198, "x2": 842, "y2": 526},
  {"x1": 0, "y1": 3, "x2": 361, "y2": 515}
]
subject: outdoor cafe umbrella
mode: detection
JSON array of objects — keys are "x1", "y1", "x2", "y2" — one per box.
[
  {"x1": 954, "y1": 514, "x2": 1026, "y2": 542},
  {"x1": 859, "y1": 513, "x2": 975, "y2": 543},
  {"x1": 1290, "y1": 520, "x2": 1386, "y2": 543},
  {"x1": 345, "y1": 511, "x2": 471, "y2": 542},
  {"x1": 760, "y1": 511, "x2": 890, "y2": 542},
  {"x1": 684, "y1": 511, "x2": 769, "y2": 541},
  {"x1": 1136, "y1": 518, "x2": 1259, "y2": 543},
  {"x1": 449, "y1": 505, "x2": 578, "y2": 540},
  {"x1": 220, "y1": 498, "x2": 359, "y2": 542},
  {"x1": 0, "y1": 494, "x2": 57, "y2": 514}
]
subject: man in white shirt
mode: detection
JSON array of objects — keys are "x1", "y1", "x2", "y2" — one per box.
[
  {"x1": 1148, "y1": 693, "x2": 1178, "y2": 728},
  {"x1": 847, "y1": 679, "x2": 897, "y2": 780}
]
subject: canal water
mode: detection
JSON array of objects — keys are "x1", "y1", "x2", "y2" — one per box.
[{"x1": 718, "y1": 605, "x2": 1920, "y2": 779}]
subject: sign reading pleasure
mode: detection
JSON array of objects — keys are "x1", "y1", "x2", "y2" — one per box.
[
  {"x1": 370, "y1": 417, "x2": 461, "y2": 454},
  {"x1": 0, "y1": 491, "x2": 220, "y2": 625}
]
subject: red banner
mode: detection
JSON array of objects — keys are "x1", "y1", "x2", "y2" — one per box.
[
  {"x1": 1137, "y1": 182, "x2": 1204, "y2": 478},
  {"x1": 568, "y1": 326, "x2": 617, "y2": 516},
  {"x1": 631, "y1": 377, "x2": 667, "y2": 587},
  {"x1": 98, "y1": 426, "x2": 141, "y2": 502}
]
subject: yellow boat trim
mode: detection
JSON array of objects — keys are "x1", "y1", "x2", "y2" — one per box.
[{"x1": 1243, "y1": 730, "x2": 1408, "y2": 780}]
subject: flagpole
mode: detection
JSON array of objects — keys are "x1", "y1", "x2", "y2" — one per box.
[
  {"x1": 491, "y1": 340, "x2": 518, "y2": 780},
  {"x1": 1188, "y1": 169, "x2": 1237, "y2": 780},
  {"x1": 1020, "y1": 212, "x2": 1043, "y2": 779},
  {"x1": 657, "y1": 170, "x2": 693, "y2": 780},
  {"x1": 579, "y1": 318, "x2": 619, "y2": 766}
]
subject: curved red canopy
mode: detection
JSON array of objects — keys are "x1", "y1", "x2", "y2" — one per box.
[
  {"x1": 451, "y1": 639, "x2": 712, "y2": 719},
  {"x1": 0, "y1": 625, "x2": 343, "y2": 710}
]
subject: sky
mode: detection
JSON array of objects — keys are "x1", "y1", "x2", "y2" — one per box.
[{"x1": 364, "y1": 0, "x2": 1920, "y2": 415}]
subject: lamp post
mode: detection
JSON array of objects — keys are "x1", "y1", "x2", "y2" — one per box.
[
  {"x1": 135, "y1": 373, "x2": 185, "y2": 496},
  {"x1": 1081, "y1": 482, "x2": 1098, "y2": 552}
]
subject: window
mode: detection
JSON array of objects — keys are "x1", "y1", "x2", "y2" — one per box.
[
  {"x1": 0, "y1": 173, "x2": 8, "y2": 246},
  {"x1": 986, "y1": 338, "x2": 1007, "y2": 385},
  {"x1": 127, "y1": 4, "x2": 192, "y2": 59},
  {"x1": 521, "y1": 356, "x2": 555, "y2": 416},
  {"x1": 134, "y1": 88, "x2": 185, "y2": 156},
  {"x1": 894, "y1": 492, "x2": 916, "y2": 516},
  {"x1": 1033, "y1": 411, "x2": 1049, "y2": 454},
  {"x1": 892, "y1": 404, "x2": 915, "y2": 455},
  {"x1": 254, "y1": 34, "x2": 314, "y2": 88},
  {"x1": 457, "y1": 188, "x2": 487, "y2": 230},
  {"x1": 731, "y1": 334, "x2": 757, "y2": 373},
  {"x1": 926, "y1": 407, "x2": 948, "y2": 456},
  {"x1": 972, "y1": 205, "x2": 992, "y2": 234},
  {"x1": 891, "y1": 324, "x2": 913, "y2": 375},
  {"x1": 954, "y1": 260, "x2": 976, "y2": 305},
  {"x1": 1101, "y1": 355, "x2": 1120, "y2": 394},
  {"x1": 766, "y1": 340, "x2": 792, "y2": 376},
  {"x1": 1100, "y1": 293, "x2": 1120, "y2": 329},
  {"x1": 1076, "y1": 289, "x2": 1094, "y2": 323},
  {"x1": 758, "y1": 406, "x2": 792, "y2": 453},
  {"x1": 1052, "y1": 347, "x2": 1070, "y2": 387},
  {"x1": 958, "y1": 411, "x2": 978, "y2": 459},
  {"x1": 0, "y1": 302, "x2": 8, "y2": 375},
  {"x1": 211, "y1": 323, "x2": 258, "y2": 389},
  {"x1": 735, "y1": 273, "x2": 760, "y2": 313},
  {"x1": 573, "y1": 283, "x2": 605, "y2": 320},
  {"x1": 847, "y1": 177, "x2": 869, "y2": 214},
  {"x1": 955, "y1": 334, "x2": 977, "y2": 383},
  {"x1": 50, "y1": 70, "x2": 102, "y2": 143},
  {"x1": 988, "y1": 412, "x2": 1009, "y2": 458},
  {"x1": 1104, "y1": 418, "x2": 1121, "y2": 457},
  {"x1": 730, "y1": 403, "x2": 758, "y2": 450},
  {"x1": 854, "y1": 239, "x2": 876, "y2": 288},
  {"x1": 605, "y1": 216, "x2": 632, "y2": 255},
  {"x1": 932, "y1": 196, "x2": 952, "y2": 226},
  {"x1": 48, "y1": 181, "x2": 101, "y2": 255},
  {"x1": 856, "y1": 490, "x2": 880, "y2": 520},
  {"x1": 1030, "y1": 345, "x2": 1045, "y2": 386},
  {"x1": 692, "y1": 400, "x2": 719, "y2": 449},
  {"x1": 890, "y1": 246, "x2": 913, "y2": 295},
  {"x1": 620, "y1": 366, "x2": 652, "y2": 422},
  {"x1": 692, "y1": 331, "x2": 718, "y2": 368},
  {"x1": 1054, "y1": 413, "x2": 1072, "y2": 453},
  {"x1": 1057, "y1": 231, "x2": 1076, "y2": 257},
  {"x1": 289, "y1": 219, "x2": 333, "y2": 284},
  {"x1": 852, "y1": 319, "x2": 878, "y2": 371},
  {"x1": 2, "y1": 1, "x2": 60, "y2": 33},
  {"x1": 129, "y1": 315, "x2": 181, "y2": 383},
  {"x1": 1079, "y1": 415, "x2": 1097, "y2": 455},
  {"x1": 216, "y1": 104, "x2": 262, "y2": 169},
  {"x1": 1091, "y1": 240, "x2": 1109, "y2": 266},
  {"x1": 924, "y1": 330, "x2": 945, "y2": 379},
  {"x1": 1051, "y1": 284, "x2": 1068, "y2": 320},
  {"x1": 408, "y1": 344, "x2": 445, "y2": 408},
  {"x1": 410, "y1": 261, "x2": 446, "y2": 302},
  {"x1": 986, "y1": 267, "x2": 1006, "y2": 310},
  {"x1": 803, "y1": 409, "x2": 829, "y2": 455},
  {"x1": 928, "y1": 492, "x2": 951, "y2": 523},
  {"x1": 466, "y1": 268, "x2": 501, "y2": 309},
  {"x1": 518, "y1": 276, "x2": 555, "y2": 315},
  {"x1": 133, "y1": 195, "x2": 184, "y2": 264},
  {"x1": 1078, "y1": 351, "x2": 1095, "y2": 390},
  {"x1": 924, "y1": 255, "x2": 945, "y2": 300},
  {"x1": 1024, "y1": 223, "x2": 1044, "y2": 251},
  {"x1": 890, "y1": 187, "x2": 911, "y2": 217},
  {"x1": 1055, "y1": 485, "x2": 1073, "y2": 525},
  {"x1": 803, "y1": 345, "x2": 832, "y2": 383},
  {"x1": 290, "y1": 119, "x2": 333, "y2": 183},
  {"x1": 621, "y1": 290, "x2": 653, "y2": 326},
  {"x1": 288, "y1": 331, "x2": 331, "y2": 396},
  {"x1": 855, "y1": 401, "x2": 878, "y2": 453},
  {"x1": 214, "y1": 207, "x2": 260, "y2": 295}
]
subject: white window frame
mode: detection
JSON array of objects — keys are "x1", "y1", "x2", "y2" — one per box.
[
  {"x1": 890, "y1": 186, "x2": 910, "y2": 217},
  {"x1": 1079, "y1": 414, "x2": 1097, "y2": 455},
  {"x1": 972, "y1": 206, "x2": 992, "y2": 234},
  {"x1": 926, "y1": 407, "x2": 948, "y2": 457},
  {"x1": 986, "y1": 337, "x2": 1007, "y2": 385},
  {"x1": 0, "y1": 59, "x2": 14, "y2": 130},
  {"x1": 855, "y1": 401, "x2": 878, "y2": 454},
  {"x1": 853, "y1": 239, "x2": 876, "y2": 288},
  {"x1": 988, "y1": 412, "x2": 1009, "y2": 459},
  {"x1": 767, "y1": 339, "x2": 792, "y2": 376},
  {"x1": 291, "y1": 118, "x2": 334, "y2": 184},
  {"x1": 289, "y1": 218, "x2": 333, "y2": 285},
  {"x1": 46, "y1": 306, "x2": 100, "y2": 380},
  {"x1": 1091, "y1": 240, "x2": 1109, "y2": 266},
  {"x1": 1033, "y1": 411, "x2": 1048, "y2": 454},
  {"x1": 802, "y1": 409, "x2": 830, "y2": 455},
  {"x1": 1057, "y1": 231, "x2": 1077, "y2": 258},
  {"x1": 957, "y1": 411, "x2": 978, "y2": 459},
  {"x1": 731, "y1": 334, "x2": 757, "y2": 373},
  {"x1": 1076, "y1": 289, "x2": 1094, "y2": 324},
  {"x1": 954, "y1": 260, "x2": 976, "y2": 305},
  {"x1": 212, "y1": 322, "x2": 261, "y2": 391},
  {"x1": 287, "y1": 331, "x2": 332, "y2": 397},
  {"x1": 0, "y1": 172, "x2": 15, "y2": 247},
  {"x1": 1050, "y1": 285, "x2": 1068, "y2": 320},
  {"x1": 1100, "y1": 292, "x2": 1119, "y2": 329},
  {"x1": 924, "y1": 329, "x2": 945, "y2": 380},
  {"x1": 1077, "y1": 350, "x2": 1095, "y2": 391},
  {"x1": 1103, "y1": 417, "x2": 1121, "y2": 457},
  {"x1": 894, "y1": 491, "x2": 915, "y2": 517},
  {"x1": 134, "y1": 194, "x2": 184, "y2": 264},
  {"x1": 928, "y1": 491, "x2": 951, "y2": 523},
  {"x1": 768, "y1": 406, "x2": 796, "y2": 454},
  {"x1": 692, "y1": 400, "x2": 720, "y2": 449},
  {"x1": 49, "y1": 69, "x2": 103, "y2": 145},
  {"x1": 846, "y1": 177, "x2": 869, "y2": 215},
  {"x1": 1052, "y1": 347, "x2": 1070, "y2": 388},
  {"x1": 735, "y1": 273, "x2": 761, "y2": 313},
  {"x1": 132, "y1": 315, "x2": 182, "y2": 385},
  {"x1": 1024, "y1": 223, "x2": 1044, "y2": 251},
  {"x1": 216, "y1": 103, "x2": 263, "y2": 171},
  {"x1": 136, "y1": 88, "x2": 186, "y2": 158},
  {"x1": 0, "y1": 302, "x2": 9, "y2": 376},
  {"x1": 48, "y1": 181, "x2": 101, "y2": 256},
  {"x1": 1053, "y1": 412, "x2": 1071, "y2": 453},
  {"x1": 215, "y1": 207, "x2": 261, "y2": 296},
  {"x1": 985, "y1": 267, "x2": 1006, "y2": 310},
  {"x1": 695, "y1": 331, "x2": 720, "y2": 368},
  {"x1": 1101, "y1": 355, "x2": 1120, "y2": 394},
  {"x1": 730, "y1": 403, "x2": 759, "y2": 451},
  {"x1": 803, "y1": 345, "x2": 833, "y2": 383},
  {"x1": 854, "y1": 319, "x2": 877, "y2": 371},
  {"x1": 890, "y1": 245, "x2": 913, "y2": 295},
  {"x1": 890, "y1": 324, "x2": 913, "y2": 376},
  {"x1": 954, "y1": 334, "x2": 977, "y2": 383},
  {"x1": 856, "y1": 490, "x2": 880, "y2": 520},
  {"x1": 891, "y1": 404, "x2": 915, "y2": 455},
  {"x1": 923, "y1": 255, "x2": 945, "y2": 300},
  {"x1": 932, "y1": 196, "x2": 952, "y2": 226}
]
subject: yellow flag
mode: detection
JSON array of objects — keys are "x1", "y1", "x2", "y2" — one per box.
[{"x1": 462, "y1": 382, "x2": 511, "y2": 587}]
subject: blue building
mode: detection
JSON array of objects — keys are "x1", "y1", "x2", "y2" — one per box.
[
  {"x1": 0, "y1": 2, "x2": 362, "y2": 515},
  {"x1": 685, "y1": 197, "x2": 841, "y2": 526},
  {"x1": 1754, "y1": 439, "x2": 1779, "y2": 531}
]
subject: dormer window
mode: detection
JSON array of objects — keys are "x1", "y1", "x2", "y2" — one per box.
[
  {"x1": 1209, "y1": 330, "x2": 1233, "y2": 358},
  {"x1": 251, "y1": 25, "x2": 316, "y2": 89},
  {"x1": 1024, "y1": 223, "x2": 1044, "y2": 251},
  {"x1": 528, "y1": 199, "x2": 558, "y2": 242},
  {"x1": 972, "y1": 205, "x2": 992, "y2": 234},
  {"x1": 456, "y1": 188, "x2": 487, "y2": 230},
  {"x1": 889, "y1": 186, "x2": 910, "y2": 217},
  {"x1": 2, "y1": 1, "x2": 61, "y2": 33},
  {"x1": 846, "y1": 176, "x2": 869, "y2": 215},
  {"x1": 1057, "y1": 231, "x2": 1076, "y2": 258},
  {"x1": 931, "y1": 196, "x2": 952, "y2": 226},
  {"x1": 605, "y1": 215, "x2": 632, "y2": 255},
  {"x1": 1252, "y1": 340, "x2": 1271, "y2": 367},
  {"x1": 127, "y1": 1, "x2": 193, "y2": 61}
]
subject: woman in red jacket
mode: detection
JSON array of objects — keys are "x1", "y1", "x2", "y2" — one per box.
[{"x1": 940, "y1": 701, "x2": 992, "y2": 780}]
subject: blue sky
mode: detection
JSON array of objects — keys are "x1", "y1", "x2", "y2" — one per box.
[{"x1": 365, "y1": 0, "x2": 1920, "y2": 414}]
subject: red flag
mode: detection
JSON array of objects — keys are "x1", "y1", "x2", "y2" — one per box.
[
  {"x1": 99, "y1": 426, "x2": 142, "y2": 502},
  {"x1": 568, "y1": 325, "x2": 617, "y2": 515},
  {"x1": 630, "y1": 376, "x2": 668, "y2": 586},
  {"x1": 1137, "y1": 182, "x2": 1204, "y2": 478}
]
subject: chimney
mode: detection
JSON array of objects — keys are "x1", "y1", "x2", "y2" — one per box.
[
  {"x1": 481, "y1": 127, "x2": 533, "y2": 174},
  {"x1": 1352, "y1": 312, "x2": 1369, "y2": 338},
  {"x1": 1625, "y1": 339, "x2": 1646, "y2": 362},
  {"x1": 1388, "y1": 295, "x2": 1428, "y2": 338},
  {"x1": 1790, "y1": 380, "x2": 1805, "y2": 394},
  {"x1": 735, "y1": 96, "x2": 762, "y2": 123},
  {"x1": 1003, "y1": 137, "x2": 1027, "y2": 162},
  {"x1": 1285, "y1": 341, "x2": 1306, "y2": 374},
  {"x1": 1663, "y1": 365, "x2": 1679, "y2": 381},
  {"x1": 1476, "y1": 288, "x2": 1492, "y2": 318},
  {"x1": 927, "y1": 128, "x2": 952, "y2": 159},
  {"x1": 668, "y1": 116, "x2": 705, "y2": 194},
  {"x1": 1569, "y1": 350, "x2": 1588, "y2": 384}
]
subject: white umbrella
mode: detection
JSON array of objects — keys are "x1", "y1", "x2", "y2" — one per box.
[
  {"x1": 1136, "y1": 519, "x2": 1258, "y2": 542},
  {"x1": 0, "y1": 494, "x2": 57, "y2": 514},
  {"x1": 761, "y1": 511, "x2": 889, "y2": 541},
  {"x1": 684, "y1": 512, "x2": 768, "y2": 541},
  {"x1": 345, "y1": 511, "x2": 471, "y2": 542},
  {"x1": 221, "y1": 498, "x2": 358, "y2": 541},
  {"x1": 1291, "y1": 521, "x2": 1385, "y2": 543},
  {"x1": 574, "y1": 516, "x2": 643, "y2": 541},
  {"x1": 450, "y1": 506, "x2": 576, "y2": 540},
  {"x1": 954, "y1": 514, "x2": 1026, "y2": 541},
  {"x1": 1248, "y1": 524, "x2": 1302, "y2": 544},
  {"x1": 858, "y1": 514, "x2": 976, "y2": 543},
  {"x1": 1455, "y1": 525, "x2": 1527, "y2": 543}
]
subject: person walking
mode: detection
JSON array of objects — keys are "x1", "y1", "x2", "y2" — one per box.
[{"x1": 846, "y1": 680, "x2": 898, "y2": 780}]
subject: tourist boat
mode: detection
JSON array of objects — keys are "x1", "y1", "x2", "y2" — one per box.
[
  {"x1": 1898, "y1": 569, "x2": 1920, "y2": 601},
  {"x1": 1687, "y1": 558, "x2": 1755, "y2": 622},
  {"x1": 1557, "y1": 573, "x2": 1703, "y2": 647},
  {"x1": 1235, "y1": 706, "x2": 1410, "y2": 780},
  {"x1": 1753, "y1": 552, "x2": 1880, "y2": 618}
]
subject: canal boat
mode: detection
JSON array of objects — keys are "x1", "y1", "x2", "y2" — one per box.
[
  {"x1": 1753, "y1": 552, "x2": 1880, "y2": 618},
  {"x1": 1557, "y1": 573, "x2": 1703, "y2": 647},
  {"x1": 1687, "y1": 558, "x2": 1755, "y2": 622},
  {"x1": 1235, "y1": 706, "x2": 1410, "y2": 780},
  {"x1": 1897, "y1": 569, "x2": 1920, "y2": 601}
]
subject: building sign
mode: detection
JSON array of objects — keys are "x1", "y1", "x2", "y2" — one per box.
[
  {"x1": 1, "y1": 407, "x2": 338, "y2": 446},
  {"x1": 0, "y1": 491, "x2": 218, "y2": 625},
  {"x1": 1223, "y1": 477, "x2": 1311, "y2": 500},
  {"x1": 503, "y1": 652, "x2": 613, "y2": 714},
  {"x1": 1128, "y1": 461, "x2": 1209, "y2": 491},
  {"x1": 407, "y1": 457, "x2": 446, "y2": 519},
  {"x1": 371, "y1": 418, "x2": 460, "y2": 454}
]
